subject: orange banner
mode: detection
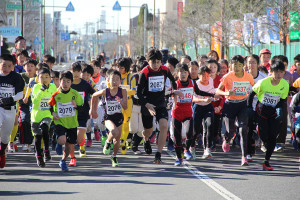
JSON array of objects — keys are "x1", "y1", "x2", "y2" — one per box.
[
  {"x1": 126, "y1": 43, "x2": 131, "y2": 57},
  {"x1": 211, "y1": 26, "x2": 221, "y2": 59}
]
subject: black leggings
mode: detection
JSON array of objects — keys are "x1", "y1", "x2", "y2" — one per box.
[
  {"x1": 170, "y1": 117, "x2": 193, "y2": 159},
  {"x1": 257, "y1": 114, "x2": 280, "y2": 161},
  {"x1": 35, "y1": 123, "x2": 50, "y2": 156}
]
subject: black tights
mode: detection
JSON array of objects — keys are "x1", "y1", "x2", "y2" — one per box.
[{"x1": 35, "y1": 123, "x2": 49, "y2": 156}]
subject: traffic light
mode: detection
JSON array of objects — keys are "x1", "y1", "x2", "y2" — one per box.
[{"x1": 74, "y1": 40, "x2": 77, "y2": 44}]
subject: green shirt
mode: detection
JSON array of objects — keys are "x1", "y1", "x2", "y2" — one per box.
[
  {"x1": 48, "y1": 88, "x2": 84, "y2": 129},
  {"x1": 31, "y1": 83, "x2": 57, "y2": 123},
  {"x1": 252, "y1": 77, "x2": 289, "y2": 107}
]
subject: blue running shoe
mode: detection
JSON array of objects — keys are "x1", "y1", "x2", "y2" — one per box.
[
  {"x1": 56, "y1": 143, "x2": 63, "y2": 155},
  {"x1": 59, "y1": 160, "x2": 69, "y2": 172},
  {"x1": 274, "y1": 144, "x2": 283, "y2": 152},
  {"x1": 184, "y1": 150, "x2": 192, "y2": 160},
  {"x1": 174, "y1": 158, "x2": 183, "y2": 166},
  {"x1": 168, "y1": 139, "x2": 174, "y2": 151},
  {"x1": 292, "y1": 139, "x2": 298, "y2": 150}
]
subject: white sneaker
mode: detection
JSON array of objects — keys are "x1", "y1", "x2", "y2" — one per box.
[
  {"x1": 246, "y1": 155, "x2": 253, "y2": 162},
  {"x1": 22, "y1": 144, "x2": 31, "y2": 152},
  {"x1": 260, "y1": 144, "x2": 267, "y2": 152},
  {"x1": 190, "y1": 148, "x2": 196, "y2": 160},
  {"x1": 8, "y1": 143, "x2": 15, "y2": 153},
  {"x1": 202, "y1": 148, "x2": 212, "y2": 159}
]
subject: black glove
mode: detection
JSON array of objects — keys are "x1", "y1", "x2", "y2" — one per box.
[
  {"x1": 40, "y1": 84, "x2": 48, "y2": 91},
  {"x1": 0, "y1": 97, "x2": 14, "y2": 106}
]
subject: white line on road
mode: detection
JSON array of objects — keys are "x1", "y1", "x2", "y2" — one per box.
[{"x1": 166, "y1": 151, "x2": 241, "y2": 200}]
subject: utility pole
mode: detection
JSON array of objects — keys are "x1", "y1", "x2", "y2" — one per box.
[
  {"x1": 221, "y1": 0, "x2": 225, "y2": 59},
  {"x1": 21, "y1": 0, "x2": 23, "y2": 36},
  {"x1": 144, "y1": 5, "x2": 147, "y2": 55},
  {"x1": 153, "y1": 0, "x2": 155, "y2": 47}
]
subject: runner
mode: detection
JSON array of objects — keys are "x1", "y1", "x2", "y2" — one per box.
[
  {"x1": 48, "y1": 71, "x2": 84, "y2": 171},
  {"x1": 290, "y1": 91, "x2": 300, "y2": 170},
  {"x1": 31, "y1": 68, "x2": 57, "y2": 167},
  {"x1": 216, "y1": 55, "x2": 255, "y2": 166},
  {"x1": 90, "y1": 70, "x2": 127, "y2": 167},
  {"x1": 259, "y1": 49, "x2": 271, "y2": 71},
  {"x1": 0, "y1": 54, "x2": 25, "y2": 168},
  {"x1": 248, "y1": 60, "x2": 289, "y2": 171}
]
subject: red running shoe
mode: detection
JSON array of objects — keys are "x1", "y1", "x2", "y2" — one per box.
[{"x1": 262, "y1": 161, "x2": 274, "y2": 171}]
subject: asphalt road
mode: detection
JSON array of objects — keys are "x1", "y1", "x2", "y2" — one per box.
[{"x1": 0, "y1": 139, "x2": 299, "y2": 200}]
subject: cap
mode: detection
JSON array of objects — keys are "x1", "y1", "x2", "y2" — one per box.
[{"x1": 259, "y1": 48, "x2": 272, "y2": 56}]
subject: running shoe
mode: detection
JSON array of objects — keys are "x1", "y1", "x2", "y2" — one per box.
[
  {"x1": 241, "y1": 157, "x2": 249, "y2": 166},
  {"x1": 120, "y1": 145, "x2": 127, "y2": 155},
  {"x1": 86, "y1": 140, "x2": 92, "y2": 147},
  {"x1": 22, "y1": 144, "x2": 31, "y2": 152},
  {"x1": 8, "y1": 143, "x2": 15, "y2": 153},
  {"x1": 246, "y1": 155, "x2": 253, "y2": 162},
  {"x1": 36, "y1": 156, "x2": 45, "y2": 168},
  {"x1": 184, "y1": 150, "x2": 193, "y2": 160},
  {"x1": 190, "y1": 148, "x2": 196, "y2": 160},
  {"x1": 14, "y1": 144, "x2": 18, "y2": 152},
  {"x1": 59, "y1": 160, "x2": 69, "y2": 172},
  {"x1": 111, "y1": 156, "x2": 119, "y2": 167},
  {"x1": 69, "y1": 157, "x2": 77, "y2": 167},
  {"x1": 262, "y1": 161, "x2": 273, "y2": 171},
  {"x1": 94, "y1": 129, "x2": 100, "y2": 141},
  {"x1": 133, "y1": 149, "x2": 142, "y2": 155},
  {"x1": 127, "y1": 141, "x2": 132, "y2": 149},
  {"x1": 153, "y1": 152, "x2": 162, "y2": 164},
  {"x1": 174, "y1": 158, "x2": 183, "y2": 166},
  {"x1": 44, "y1": 150, "x2": 51, "y2": 162},
  {"x1": 274, "y1": 144, "x2": 283, "y2": 152},
  {"x1": 103, "y1": 140, "x2": 111, "y2": 155},
  {"x1": 144, "y1": 140, "x2": 152, "y2": 155},
  {"x1": 260, "y1": 144, "x2": 267, "y2": 152},
  {"x1": 222, "y1": 140, "x2": 230, "y2": 152},
  {"x1": 168, "y1": 139, "x2": 175, "y2": 151},
  {"x1": 0, "y1": 154, "x2": 6, "y2": 168},
  {"x1": 80, "y1": 150, "x2": 87, "y2": 157},
  {"x1": 101, "y1": 136, "x2": 107, "y2": 147},
  {"x1": 202, "y1": 149, "x2": 212, "y2": 159},
  {"x1": 56, "y1": 143, "x2": 63, "y2": 155}
]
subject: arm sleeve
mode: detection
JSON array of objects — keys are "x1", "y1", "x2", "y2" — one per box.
[
  {"x1": 193, "y1": 80, "x2": 214, "y2": 97},
  {"x1": 137, "y1": 73, "x2": 147, "y2": 106},
  {"x1": 167, "y1": 70, "x2": 177, "y2": 90},
  {"x1": 247, "y1": 89, "x2": 256, "y2": 108},
  {"x1": 12, "y1": 91, "x2": 23, "y2": 102},
  {"x1": 127, "y1": 75, "x2": 137, "y2": 96}
]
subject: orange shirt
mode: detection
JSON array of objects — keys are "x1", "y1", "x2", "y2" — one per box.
[{"x1": 221, "y1": 71, "x2": 255, "y2": 100}]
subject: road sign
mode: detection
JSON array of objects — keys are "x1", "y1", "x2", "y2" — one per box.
[
  {"x1": 6, "y1": 4, "x2": 26, "y2": 10},
  {"x1": 60, "y1": 32, "x2": 70, "y2": 41},
  {"x1": 66, "y1": 1, "x2": 74, "y2": 12},
  {"x1": 113, "y1": 1, "x2": 121, "y2": 11},
  {"x1": 0, "y1": 27, "x2": 21, "y2": 37},
  {"x1": 33, "y1": 36, "x2": 41, "y2": 45}
]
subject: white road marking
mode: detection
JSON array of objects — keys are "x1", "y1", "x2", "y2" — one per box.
[{"x1": 166, "y1": 151, "x2": 241, "y2": 200}]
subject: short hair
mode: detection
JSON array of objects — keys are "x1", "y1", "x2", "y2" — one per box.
[
  {"x1": 101, "y1": 67, "x2": 108, "y2": 75},
  {"x1": 118, "y1": 57, "x2": 131, "y2": 72},
  {"x1": 274, "y1": 55, "x2": 288, "y2": 65},
  {"x1": 175, "y1": 63, "x2": 189, "y2": 73},
  {"x1": 167, "y1": 57, "x2": 179, "y2": 68},
  {"x1": 71, "y1": 62, "x2": 82, "y2": 72},
  {"x1": 207, "y1": 50, "x2": 219, "y2": 61},
  {"x1": 181, "y1": 55, "x2": 192, "y2": 62},
  {"x1": 51, "y1": 70, "x2": 60, "y2": 78},
  {"x1": 96, "y1": 55, "x2": 104, "y2": 63},
  {"x1": 137, "y1": 60, "x2": 148, "y2": 71},
  {"x1": 258, "y1": 66, "x2": 268, "y2": 74},
  {"x1": 199, "y1": 66, "x2": 211, "y2": 75},
  {"x1": 0, "y1": 54, "x2": 16, "y2": 65},
  {"x1": 43, "y1": 55, "x2": 55, "y2": 64},
  {"x1": 131, "y1": 64, "x2": 137, "y2": 73},
  {"x1": 106, "y1": 68, "x2": 115, "y2": 77},
  {"x1": 17, "y1": 50, "x2": 29, "y2": 58},
  {"x1": 219, "y1": 59, "x2": 229, "y2": 67},
  {"x1": 90, "y1": 60, "x2": 101, "y2": 68},
  {"x1": 37, "y1": 63, "x2": 50, "y2": 71},
  {"x1": 38, "y1": 68, "x2": 51, "y2": 76},
  {"x1": 82, "y1": 64, "x2": 94, "y2": 76},
  {"x1": 108, "y1": 70, "x2": 121, "y2": 80},
  {"x1": 146, "y1": 48, "x2": 162, "y2": 61},
  {"x1": 294, "y1": 54, "x2": 300, "y2": 63},
  {"x1": 15, "y1": 36, "x2": 26, "y2": 44},
  {"x1": 60, "y1": 71, "x2": 73, "y2": 82},
  {"x1": 230, "y1": 55, "x2": 244, "y2": 64},
  {"x1": 270, "y1": 60, "x2": 285, "y2": 72},
  {"x1": 24, "y1": 59, "x2": 38, "y2": 66},
  {"x1": 199, "y1": 54, "x2": 208, "y2": 59},
  {"x1": 206, "y1": 58, "x2": 221, "y2": 72},
  {"x1": 246, "y1": 54, "x2": 259, "y2": 65}
]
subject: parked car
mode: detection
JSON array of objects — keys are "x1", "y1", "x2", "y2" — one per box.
[{"x1": 75, "y1": 55, "x2": 84, "y2": 62}]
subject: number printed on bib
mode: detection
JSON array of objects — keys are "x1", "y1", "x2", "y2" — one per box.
[
  {"x1": 57, "y1": 102, "x2": 75, "y2": 118},
  {"x1": 178, "y1": 87, "x2": 193, "y2": 103},
  {"x1": 232, "y1": 81, "x2": 249, "y2": 95},
  {"x1": 149, "y1": 76, "x2": 164, "y2": 92},
  {"x1": 106, "y1": 100, "x2": 122, "y2": 115},
  {"x1": 262, "y1": 93, "x2": 280, "y2": 107},
  {"x1": 78, "y1": 92, "x2": 85, "y2": 101},
  {"x1": 39, "y1": 97, "x2": 50, "y2": 110},
  {"x1": 0, "y1": 87, "x2": 15, "y2": 98}
]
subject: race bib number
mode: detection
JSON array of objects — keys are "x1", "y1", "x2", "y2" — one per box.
[
  {"x1": 178, "y1": 87, "x2": 193, "y2": 103},
  {"x1": 120, "y1": 85, "x2": 130, "y2": 90},
  {"x1": 232, "y1": 81, "x2": 249, "y2": 95},
  {"x1": 57, "y1": 102, "x2": 75, "y2": 118},
  {"x1": 149, "y1": 76, "x2": 164, "y2": 92},
  {"x1": 0, "y1": 87, "x2": 15, "y2": 98},
  {"x1": 78, "y1": 92, "x2": 85, "y2": 101},
  {"x1": 262, "y1": 93, "x2": 280, "y2": 107},
  {"x1": 106, "y1": 100, "x2": 122, "y2": 115},
  {"x1": 39, "y1": 97, "x2": 50, "y2": 110}
]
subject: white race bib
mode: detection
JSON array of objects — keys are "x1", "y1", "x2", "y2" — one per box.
[
  {"x1": 232, "y1": 81, "x2": 249, "y2": 95},
  {"x1": 78, "y1": 92, "x2": 85, "y2": 101},
  {"x1": 57, "y1": 102, "x2": 75, "y2": 118},
  {"x1": 106, "y1": 100, "x2": 122, "y2": 115},
  {"x1": 149, "y1": 76, "x2": 164, "y2": 92},
  {"x1": 0, "y1": 87, "x2": 15, "y2": 98},
  {"x1": 178, "y1": 87, "x2": 193, "y2": 103},
  {"x1": 39, "y1": 97, "x2": 50, "y2": 110},
  {"x1": 262, "y1": 93, "x2": 280, "y2": 107}
]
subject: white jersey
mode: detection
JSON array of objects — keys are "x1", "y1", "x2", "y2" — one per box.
[
  {"x1": 249, "y1": 71, "x2": 267, "y2": 110},
  {"x1": 194, "y1": 77, "x2": 215, "y2": 106}
]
